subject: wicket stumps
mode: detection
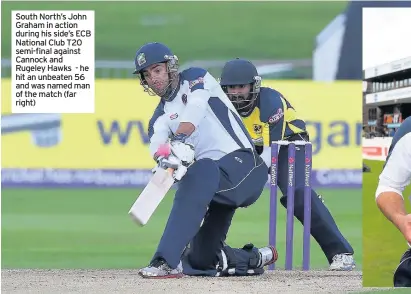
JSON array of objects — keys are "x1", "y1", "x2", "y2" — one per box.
[{"x1": 268, "y1": 140, "x2": 312, "y2": 271}]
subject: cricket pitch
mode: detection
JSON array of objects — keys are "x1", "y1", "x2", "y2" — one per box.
[{"x1": 2, "y1": 269, "x2": 390, "y2": 293}]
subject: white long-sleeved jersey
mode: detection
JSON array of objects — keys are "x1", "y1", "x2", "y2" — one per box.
[
  {"x1": 148, "y1": 67, "x2": 255, "y2": 161},
  {"x1": 376, "y1": 117, "x2": 411, "y2": 200}
]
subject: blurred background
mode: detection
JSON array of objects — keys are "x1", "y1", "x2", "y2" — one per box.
[
  {"x1": 2, "y1": 1, "x2": 363, "y2": 274},
  {"x1": 2, "y1": 1, "x2": 346, "y2": 80},
  {"x1": 362, "y1": 5, "x2": 411, "y2": 288}
]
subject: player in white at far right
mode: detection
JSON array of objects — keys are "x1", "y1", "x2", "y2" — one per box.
[
  {"x1": 375, "y1": 116, "x2": 411, "y2": 287},
  {"x1": 132, "y1": 42, "x2": 278, "y2": 279}
]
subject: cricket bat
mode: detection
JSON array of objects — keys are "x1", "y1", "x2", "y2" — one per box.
[{"x1": 128, "y1": 168, "x2": 174, "y2": 226}]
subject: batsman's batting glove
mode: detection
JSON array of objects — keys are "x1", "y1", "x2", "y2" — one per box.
[
  {"x1": 158, "y1": 155, "x2": 180, "y2": 170},
  {"x1": 151, "y1": 155, "x2": 166, "y2": 174},
  {"x1": 173, "y1": 165, "x2": 188, "y2": 181},
  {"x1": 156, "y1": 155, "x2": 188, "y2": 182},
  {"x1": 170, "y1": 134, "x2": 195, "y2": 167}
]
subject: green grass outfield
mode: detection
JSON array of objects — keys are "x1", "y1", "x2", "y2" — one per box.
[
  {"x1": 1, "y1": 1, "x2": 346, "y2": 60},
  {"x1": 2, "y1": 187, "x2": 361, "y2": 270},
  {"x1": 363, "y1": 160, "x2": 411, "y2": 287}
]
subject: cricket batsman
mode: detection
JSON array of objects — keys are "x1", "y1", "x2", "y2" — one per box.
[
  {"x1": 133, "y1": 43, "x2": 278, "y2": 278},
  {"x1": 375, "y1": 116, "x2": 411, "y2": 287},
  {"x1": 219, "y1": 58, "x2": 356, "y2": 271}
]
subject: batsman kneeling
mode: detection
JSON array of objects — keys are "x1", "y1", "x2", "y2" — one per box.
[{"x1": 132, "y1": 42, "x2": 277, "y2": 278}]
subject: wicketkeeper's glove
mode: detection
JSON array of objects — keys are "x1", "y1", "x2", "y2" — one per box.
[{"x1": 253, "y1": 137, "x2": 264, "y2": 155}]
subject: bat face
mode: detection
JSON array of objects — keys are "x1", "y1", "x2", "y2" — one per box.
[{"x1": 128, "y1": 168, "x2": 174, "y2": 226}]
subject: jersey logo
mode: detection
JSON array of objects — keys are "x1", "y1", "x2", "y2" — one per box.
[
  {"x1": 189, "y1": 77, "x2": 204, "y2": 89},
  {"x1": 253, "y1": 124, "x2": 262, "y2": 134},
  {"x1": 182, "y1": 94, "x2": 187, "y2": 105},
  {"x1": 170, "y1": 113, "x2": 178, "y2": 120},
  {"x1": 268, "y1": 108, "x2": 284, "y2": 124}
]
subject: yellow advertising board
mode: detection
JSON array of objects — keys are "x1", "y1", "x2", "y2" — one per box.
[{"x1": 1, "y1": 79, "x2": 362, "y2": 169}]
